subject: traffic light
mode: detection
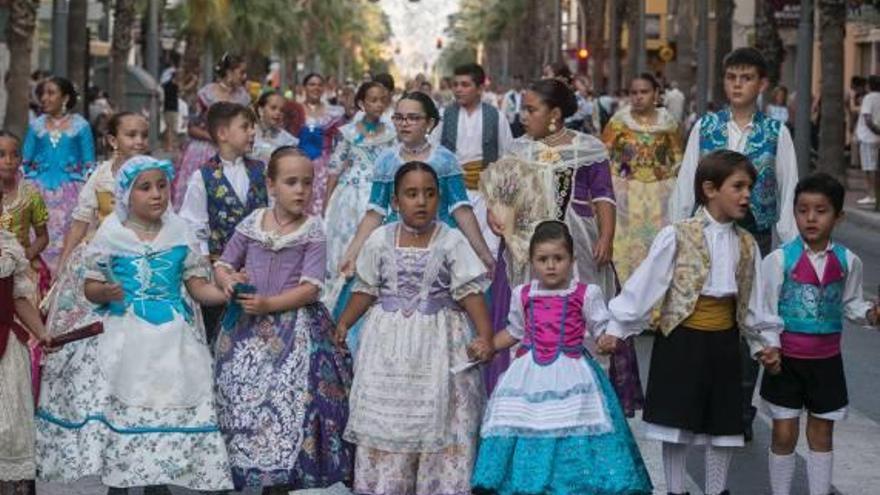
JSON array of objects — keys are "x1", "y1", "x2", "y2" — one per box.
[
  {"x1": 436, "y1": 38, "x2": 443, "y2": 50},
  {"x1": 577, "y1": 47, "x2": 589, "y2": 60}
]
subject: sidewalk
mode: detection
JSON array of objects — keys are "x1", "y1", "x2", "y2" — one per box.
[{"x1": 844, "y1": 168, "x2": 880, "y2": 229}]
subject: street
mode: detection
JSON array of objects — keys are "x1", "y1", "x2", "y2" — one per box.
[{"x1": 36, "y1": 217, "x2": 880, "y2": 495}]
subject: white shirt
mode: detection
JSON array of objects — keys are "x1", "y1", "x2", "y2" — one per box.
[
  {"x1": 430, "y1": 103, "x2": 515, "y2": 164},
  {"x1": 72, "y1": 160, "x2": 116, "y2": 223},
  {"x1": 856, "y1": 91, "x2": 880, "y2": 144},
  {"x1": 762, "y1": 241, "x2": 873, "y2": 325},
  {"x1": 669, "y1": 115, "x2": 799, "y2": 244},
  {"x1": 607, "y1": 210, "x2": 783, "y2": 355},
  {"x1": 664, "y1": 88, "x2": 686, "y2": 123},
  {"x1": 179, "y1": 155, "x2": 252, "y2": 256}
]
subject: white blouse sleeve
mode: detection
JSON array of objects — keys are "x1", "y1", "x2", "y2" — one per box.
[
  {"x1": 583, "y1": 284, "x2": 610, "y2": 338},
  {"x1": 668, "y1": 120, "x2": 702, "y2": 223},
  {"x1": 178, "y1": 171, "x2": 210, "y2": 256},
  {"x1": 773, "y1": 125, "x2": 799, "y2": 244},
  {"x1": 0, "y1": 233, "x2": 35, "y2": 299},
  {"x1": 843, "y1": 252, "x2": 873, "y2": 325},
  {"x1": 742, "y1": 238, "x2": 783, "y2": 355},
  {"x1": 352, "y1": 229, "x2": 384, "y2": 296},
  {"x1": 607, "y1": 226, "x2": 678, "y2": 339},
  {"x1": 71, "y1": 168, "x2": 101, "y2": 223},
  {"x1": 448, "y1": 231, "x2": 490, "y2": 301},
  {"x1": 506, "y1": 284, "x2": 527, "y2": 340}
]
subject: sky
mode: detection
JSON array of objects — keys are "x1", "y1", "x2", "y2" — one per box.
[{"x1": 378, "y1": 0, "x2": 461, "y2": 78}]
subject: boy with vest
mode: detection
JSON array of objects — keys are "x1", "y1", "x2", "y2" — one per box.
[
  {"x1": 433, "y1": 63, "x2": 514, "y2": 256},
  {"x1": 180, "y1": 101, "x2": 269, "y2": 340},
  {"x1": 669, "y1": 47, "x2": 799, "y2": 441},
  {"x1": 601, "y1": 150, "x2": 783, "y2": 495},
  {"x1": 760, "y1": 173, "x2": 879, "y2": 495}
]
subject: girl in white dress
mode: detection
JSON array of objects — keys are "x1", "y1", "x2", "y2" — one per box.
[{"x1": 334, "y1": 161, "x2": 493, "y2": 495}]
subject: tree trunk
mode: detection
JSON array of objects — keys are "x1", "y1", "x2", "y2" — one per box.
[
  {"x1": 671, "y1": 0, "x2": 695, "y2": 103},
  {"x1": 623, "y1": 0, "x2": 638, "y2": 84},
  {"x1": 4, "y1": 0, "x2": 39, "y2": 136},
  {"x1": 180, "y1": 4, "x2": 206, "y2": 100},
  {"x1": 110, "y1": 0, "x2": 135, "y2": 110},
  {"x1": 713, "y1": 0, "x2": 735, "y2": 106},
  {"x1": 581, "y1": 0, "x2": 605, "y2": 91},
  {"x1": 67, "y1": 0, "x2": 88, "y2": 114},
  {"x1": 754, "y1": 0, "x2": 785, "y2": 88},
  {"x1": 817, "y1": 0, "x2": 847, "y2": 178}
]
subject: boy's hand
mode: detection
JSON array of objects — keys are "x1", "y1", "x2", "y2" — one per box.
[
  {"x1": 597, "y1": 334, "x2": 619, "y2": 354},
  {"x1": 867, "y1": 302, "x2": 880, "y2": 326},
  {"x1": 760, "y1": 347, "x2": 782, "y2": 375}
]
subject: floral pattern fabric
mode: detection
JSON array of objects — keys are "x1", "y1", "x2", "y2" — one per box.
[
  {"x1": 601, "y1": 107, "x2": 683, "y2": 283},
  {"x1": 214, "y1": 211, "x2": 353, "y2": 490}
]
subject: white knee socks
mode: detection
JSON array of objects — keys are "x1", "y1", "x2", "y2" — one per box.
[
  {"x1": 662, "y1": 442, "x2": 688, "y2": 494},
  {"x1": 768, "y1": 450, "x2": 796, "y2": 495},
  {"x1": 807, "y1": 449, "x2": 833, "y2": 495},
  {"x1": 704, "y1": 445, "x2": 734, "y2": 495}
]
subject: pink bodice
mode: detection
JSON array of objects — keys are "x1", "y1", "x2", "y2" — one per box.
[{"x1": 516, "y1": 282, "x2": 589, "y2": 365}]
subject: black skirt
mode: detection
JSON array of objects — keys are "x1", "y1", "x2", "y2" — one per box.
[{"x1": 643, "y1": 326, "x2": 744, "y2": 436}]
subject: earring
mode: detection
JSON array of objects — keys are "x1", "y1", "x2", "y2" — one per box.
[{"x1": 548, "y1": 121, "x2": 557, "y2": 133}]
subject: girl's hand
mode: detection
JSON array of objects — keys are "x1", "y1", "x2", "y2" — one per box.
[
  {"x1": 592, "y1": 235, "x2": 613, "y2": 265},
  {"x1": 221, "y1": 270, "x2": 249, "y2": 298},
  {"x1": 868, "y1": 302, "x2": 880, "y2": 326},
  {"x1": 487, "y1": 209, "x2": 505, "y2": 237},
  {"x1": 467, "y1": 337, "x2": 495, "y2": 363},
  {"x1": 237, "y1": 293, "x2": 272, "y2": 315},
  {"x1": 334, "y1": 324, "x2": 350, "y2": 351},
  {"x1": 597, "y1": 334, "x2": 619, "y2": 354},
  {"x1": 98, "y1": 283, "x2": 125, "y2": 303},
  {"x1": 339, "y1": 253, "x2": 356, "y2": 278}
]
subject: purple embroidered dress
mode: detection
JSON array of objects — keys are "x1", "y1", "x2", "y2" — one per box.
[
  {"x1": 214, "y1": 210, "x2": 353, "y2": 490},
  {"x1": 345, "y1": 223, "x2": 488, "y2": 495},
  {"x1": 480, "y1": 131, "x2": 644, "y2": 416}
]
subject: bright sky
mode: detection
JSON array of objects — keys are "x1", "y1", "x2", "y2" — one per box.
[{"x1": 378, "y1": 0, "x2": 461, "y2": 78}]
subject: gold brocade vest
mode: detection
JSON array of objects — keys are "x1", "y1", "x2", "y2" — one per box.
[{"x1": 657, "y1": 213, "x2": 756, "y2": 336}]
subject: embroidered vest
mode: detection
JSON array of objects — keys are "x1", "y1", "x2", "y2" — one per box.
[
  {"x1": 658, "y1": 214, "x2": 755, "y2": 335},
  {"x1": 778, "y1": 239, "x2": 848, "y2": 335},
  {"x1": 199, "y1": 156, "x2": 268, "y2": 256},
  {"x1": 516, "y1": 283, "x2": 588, "y2": 365},
  {"x1": 440, "y1": 102, "x2": 500, "y2": 167},
  {"x1": 699, "y1": 109, "x2": 780, "y2": 233}
]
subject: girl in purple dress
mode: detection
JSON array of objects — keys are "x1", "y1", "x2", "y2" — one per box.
[
  {"x1": 173, "y1": 54, "x2": 251, "y2": 210},
  {"x1": 213, "y1": 147, "x2": 353, "y2": 493}
]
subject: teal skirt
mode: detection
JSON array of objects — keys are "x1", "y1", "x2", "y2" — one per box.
[{"x1": 471, "y1": 359, "x2": 653, "y2": 495}]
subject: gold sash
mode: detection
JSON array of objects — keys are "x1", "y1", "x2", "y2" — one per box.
[{"x1": 681, "y1": 296, "x2": 736, "y2": 331}]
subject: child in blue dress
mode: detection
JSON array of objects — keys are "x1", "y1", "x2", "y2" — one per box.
[{"x1": 470, "y1": 220, "x2": 652, "y2": 495}]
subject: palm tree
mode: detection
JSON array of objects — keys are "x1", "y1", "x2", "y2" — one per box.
[
  {"x1": 754, "y1": 0, "x2": 785, "y2": 89},
  {"x1": 713, "y1": 0, "x2": 735, "y2": 106},
  {"x1": 110, "y1": 0, "x2": 136, "y2": 110},
  {"x1": 671, "y1": 0, "x2": 695, "y2": 95},
  {"x1": 4, "y1": 0, "x2": 39, "y2": 136},
  {"x1": 67, "y1": 0, "x2": 88, "y2": 114},
  {"x1": 817, "y1": 0, "x2": 847, "y2": 178}
]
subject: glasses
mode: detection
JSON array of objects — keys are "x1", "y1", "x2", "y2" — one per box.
[{"x1": 391, "y1": 113, "x2": 427, "y2": 124}]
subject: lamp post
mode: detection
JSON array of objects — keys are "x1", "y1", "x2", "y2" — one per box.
[
  {"x1": 146, "y1": 0, "x2": 160, "y2": 148},
  {"x1": 794, "y1": 0, "x2": 814, "y2": 177},
  {"x1": 696, "y1": 0, "x2": 709, "y2": 116},
  {"x1": 52, "y1": 0, "x2": 69, "y2": 77}
]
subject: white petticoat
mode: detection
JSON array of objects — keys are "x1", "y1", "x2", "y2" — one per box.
[{"x1": 482, "y1": 354, "x2": 612, "y2": 437}]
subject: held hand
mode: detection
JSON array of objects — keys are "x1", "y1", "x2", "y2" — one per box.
[
  {"x1": 40, "y1": 335, "x2": 61, "y2": 353},
  {"x1": 868, "y1": 302, "x2": 880, "y2": 327},
  {"x1": 760, "y1": 347, "x2": 782, "y2": 375},
  {"x1": 339, "y1": 252, "x2": 357, "y2": 278},
  {"x1": 334, "y1": 324, "x2": 350, "y2": 351},
  {"x1": 480, "y1": 253, "x2": 496, "y2": 275},
  {"x1": 100, "y1": 283, "x2": 125, "y2": 303},
  {"x1": 221, "y1": 270, "x2": 250, "y2": 298},
  {"x1": 237, "y1": 293, "x2": 272, "y2": 315},
  {"x1": 592, "y1": 236, "x2": 613, "y2": 266},
  {"x1": 467, "y1": 337, "x2": 495, "y2": 363},
  {"x1": 596, "y1": 334, "x2": 620, "y2": 354},
  {"x1": 487, "y1": 210, "x2": 505, "y2": 237}
]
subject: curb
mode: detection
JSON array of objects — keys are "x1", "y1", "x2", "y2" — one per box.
[{"x1": 844, "y1": 205, "x2": 880, "y2": 230}]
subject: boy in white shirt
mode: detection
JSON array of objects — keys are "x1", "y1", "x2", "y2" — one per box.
[{"x1": 855, "y1": 75, "x2": 880, "y2": 205}]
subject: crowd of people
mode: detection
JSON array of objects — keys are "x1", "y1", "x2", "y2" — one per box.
[{"x1": 1, "y1": 46, "x2": 879, "y2": 495}]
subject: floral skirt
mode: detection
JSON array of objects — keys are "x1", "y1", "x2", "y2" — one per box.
[
  {"x1": 307, "y1": 152, "x2": 332, "y2": 216},
  {"x1": 173, "y1": 138, "x2": 216, "y2": 211},
  {"x1": 214, "y1": 303, "x2": 354, "y2": 490},
  {"x1": 323, "y1": 179, "x2": 372, "y2": 311},
  {"x1": 471, "y1": 359, "x2": 653, "y2": 495},
  {"x1": 37, "y1": 182, "x2": 82, "y2": 273},
  {"x1": 612, "y1": 177, "x2": 674, "y2": 284}
]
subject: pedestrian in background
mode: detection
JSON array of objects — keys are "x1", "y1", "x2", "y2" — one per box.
[{"x1": 855, "y1": 75, "x2": 880, "y2": 206}]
